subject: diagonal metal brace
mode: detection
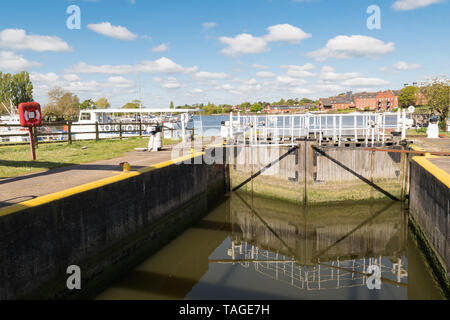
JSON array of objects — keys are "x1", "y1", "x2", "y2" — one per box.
[
  {"x1": 232, "y1": 145, "x2": 299, "y2": 192},
  {"x1": 312, "y1": 146, "x2": 400, "y2": 202}
]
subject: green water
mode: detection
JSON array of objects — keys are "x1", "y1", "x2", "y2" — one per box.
[{"x1": 97, "y1": 193, "x2": 444, "y2": 300}]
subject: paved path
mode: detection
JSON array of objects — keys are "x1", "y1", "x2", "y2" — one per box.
[
  {"x1": 411, "y1": 137, "x2": 450, "y2": 175},
  {"x1": 0, "y1": 148, "x2": 178, "y2": 209}
]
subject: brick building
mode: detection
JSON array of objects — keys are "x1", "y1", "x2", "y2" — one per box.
[
  {"x1": 318, "y1": 92, "x2": 355, "y2": 111},
  {"x1": 353, "y1": 92, "x2": 377, "y2": 110},
  {"x1": 375, "y1": 90, "x2": 399, "y2": 111}
]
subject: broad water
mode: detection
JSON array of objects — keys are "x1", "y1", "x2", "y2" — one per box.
[{"x1": 97, "y1": 193, "x2": 444, "y2": 300}]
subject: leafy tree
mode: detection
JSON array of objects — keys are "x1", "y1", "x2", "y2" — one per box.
[
  {"x1": 399, "y1": 86, "x2": 419, "y2": 108},
  {"x1": 0, "y1": 71, "x2": 33, "y2": 114},
  {"x1": 240, "y1": 102, "x2": 251, "y2": 110},
  {"x1": 122, "y1": 100, "x2": 141, "y2": 109},
  {"x1": 43, "y1": 86, "x2": 80, "y2": 120},
  {"x1": 250, "y1": 102, "x2": 263, "y2": 113},
  {"x1": 421, "y1": 77, "x2": 450, "y2": 131},
  {"x1": 80, "y1": 99, "x2": 95, "y2": 110},
  {"x1": 95, "y1": 97, "x2": 110, "y2": 109},
  {"x1": 170, "y1": 101, "x2": 174, "y2": 109},
  {"x1": 300, "y1": 98, "x2": 314, "y2": 105}
]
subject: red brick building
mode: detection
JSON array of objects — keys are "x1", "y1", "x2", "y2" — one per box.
[
  {"x1": 375, "y1": 90, "x2": 399, "y2": 111},
  {"x1": 318, "y1": 92, "x2": 355, "y2": 111},
  {"x1": 353, "y1": 92, "x2": 377, "y2": 110}
]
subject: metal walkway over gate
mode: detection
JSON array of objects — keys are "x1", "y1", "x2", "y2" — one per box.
[{"x1": 224, "y1": 111, "x2": 412, "y2": 146}]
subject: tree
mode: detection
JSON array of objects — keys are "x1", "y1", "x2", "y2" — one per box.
[
  {"x1": 240, "y1": 102, "x2": 251, "y2": 110},
  {"x1": 300, "y1": 98, "x2": 314, "y2": 105},
  {"x1": 170, "y1": 101, "x2": 174, "y2": 109},
  {"x1": 0, "y1": 71, "x2": 33, "y2": 114},
  {"x1": 80, "y1": 99, "x2": 95, "y2": 110},
  {"x1": 421, "y1": 77, "x2": 450, "y2": 131},
  {"x1": 250, "y1": 102, "x2": 263, "y2": 113},
  {"x1": 399, "y1": 86, "x2": 419, "y2": 108},
  {"x1": 95, "y1": 97, "x2": 110, "y2": 109},
  {"x1": 122, "y1": 100, "x2": 141, "y2": 109},
  {"x1": 43, "y1": 86, "x2": 80, "y2": 120}
]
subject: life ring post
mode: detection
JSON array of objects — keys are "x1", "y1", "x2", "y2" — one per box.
[{"x1": 28, "y1": 126, "x2": 36, "y2": 161}]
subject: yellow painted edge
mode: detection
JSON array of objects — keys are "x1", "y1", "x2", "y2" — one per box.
[
  {"x1": 410, "y1": 144, "x2": 425, "y2": 152},
  {"x1": 0, "y1": 151, "x2": 206, "y2": 217},
  {"x1": 412, "y1": 156, "x2": 450, "y2": 188},
  {"x1": 410, "y1": 144, "x2": 438, "y2": 158},
  {"x1": 137, "y1": 152, "x2": 205, "y2": 173}
]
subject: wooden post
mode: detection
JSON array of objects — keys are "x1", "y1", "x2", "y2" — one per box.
[
  {"x1": 28, "y1": 127, "x2": 36, "y2": 161},
  {"x1": 68, "y1": 121, "x2": 72, "y2": 145},
  {"x1": 95, "y1": 122, "x2": 99, "y2": 141},
  {"x1": 119, "y1": 121, "x2": 123, "y2": 140},
  {"x1": 33, "y1": 126, "x2": 38, "y2": 148},
  {"x1": 139, "y1": 119, "x2": 142, "y2": 137}
]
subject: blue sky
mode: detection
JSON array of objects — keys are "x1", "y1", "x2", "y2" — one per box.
[{"x1": 0, "y1": 0, "x2": 448, "y2": 107}]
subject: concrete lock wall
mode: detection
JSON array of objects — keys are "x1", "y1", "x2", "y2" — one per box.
[
  {"x1": 230, "y1": 143, "x2": 406, "y2": 204},
  {"x1": 409, "y1": 159, "x2": 449, "y2": 273},
  {"x1": 0, "y1": 152, "x2": 228, "y2": 300}
]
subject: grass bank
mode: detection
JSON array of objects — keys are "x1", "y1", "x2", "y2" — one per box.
[
  {"x1": 407, "y1": 129, "x2": 450, "y2": 137},
  {"x1": 0, "y1": 137, "x2": 180, "y2": 179}
]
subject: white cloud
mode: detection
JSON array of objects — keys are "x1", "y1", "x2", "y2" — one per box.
[
  {"x1": 219, "y1": 33, "x2": 269, "y2": 56},
  {"x1": 321, "y1": 66, "x2": 335, "y2": 73},
  {"x1": 62, "y1": 74, "x2": 81, "y2": 81},
  {"x1": 0, "y1": 29, "x2": 72, "y2": 52},
  {"x1": 87, "y1": 22, "x2": 138, "y2": 40},
  {"x1": 162, "y1": 77, "x2": 181, "y2": 89},
  {"x1": 30, "y1": 72, "x2": 59, "y2": 83},
  {"x1": 394, "y1": 61, "x2": 422, "y2": 70},
  {"x1": 152, "y1": 43, "x2": 169, "y2": 53},
  {"x1": 264, "y1": 24, "x2": 312, "y2": 44},
  {"x1": 67, "y1": 57, "x2": 186, "y2": 74},
  {"x1": 312, "y1": 83, "x2": 344, "y2": 93},
  {"x1": 256, "y1": 71, "x2": 275, "y2": 78},
  {"x1": 219, "y1": 24, "x2": 311, "y2": 56},
  {"x1": 191, "y1": 88, "x2": 204, "y2": 94},
  {"x1": 320, "y1": 70, "x2": 361, "y2": 81},
  {"x1": 136, "y1": 57, "x2": 185, "y2": 73},
  {"x1": 185, "y1": 66, "x2": 199, "y2": 74},
  {"x1": 194, "y1": 71, "x2": 229, "y2": 79},
  {"x1": 252, "y1": 64, "x2": 270, "y2": 69},
  {"x1": 393, "y1": 0, "x2": 445, "y2": 11},
  {"x1": 276, "y1": 76, "x2": 306, "y2": 86},
  {"x1": 105, "y1": 76, "x2": 134, "y2": 88},
  {"x1": 202, "y1": 22, "x2": 217, "y2": 30},
  {"x1": 308, "y1": 35, "x2": 395, "y2": 61},
  {"x1": 66, "y1": 62, "x2": 134, "y2": 74},
  {"x1": 0, "y1": 51, "x2": 41, "y2": 71},
  {"x1": 281, "y1": 63, "x2": 316, "y2": 78},
  {"x1": 341, "y1": 77, "x2": 389, "y2": 87},
  {"x1": 290, "y1": 87, "x2": 312, "y2": 95}
]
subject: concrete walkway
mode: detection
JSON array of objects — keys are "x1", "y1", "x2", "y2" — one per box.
[
  {"x1": 411, "y1": 137, "x2": 450, "y2": 175},
  {"x1": 0, "y1": 148, "x2": 178, "y2": 209}
]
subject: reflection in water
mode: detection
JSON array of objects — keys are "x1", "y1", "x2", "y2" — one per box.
[
  {"x1": 97, "y1": 193, "x2": 443, "y2": 300},
  {"x1": 221, "y1": 241, "x2": 408, "y2": 292}
]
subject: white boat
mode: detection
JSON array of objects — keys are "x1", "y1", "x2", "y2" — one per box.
[
  {"x1": 72, "y1": 108, "x2": 199, "y2": 141},
  {"x1": 0, "y1": 101, "x2": 30, "y2": 143}
]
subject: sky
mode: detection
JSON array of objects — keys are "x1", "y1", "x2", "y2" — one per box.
[{"x1": 0, "y1": 0, "x2": 449, "y2": 108}]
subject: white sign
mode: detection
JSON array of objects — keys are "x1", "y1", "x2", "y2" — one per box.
[{"x1": 408, "y1": 106, "x2": 415, "y2": 113}]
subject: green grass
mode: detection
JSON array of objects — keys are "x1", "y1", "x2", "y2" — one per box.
[
  {"x1": 407, "y1": 129, "x2": 450, "y2": 137},
  {"x1": 0, "y1": 137, "x2": 180, "y2": 179}
]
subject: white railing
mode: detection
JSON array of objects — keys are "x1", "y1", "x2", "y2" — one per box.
[
  {"x1": 224, "y1": 241, "x2": 407, "y2": 291},
  {"x1": 225, "y1": 110, "x2": 413, "y2": 146}
]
